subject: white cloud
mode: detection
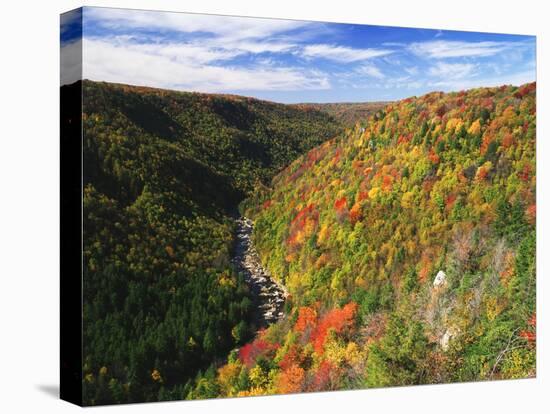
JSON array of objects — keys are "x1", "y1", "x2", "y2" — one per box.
[
  {"x1": 101, "y1": 38, "x2": 242, "y2": 64},
  {"x1": 383, "y1": 75, "x2": 424, "y2": 90},
  {"x1": 189, "y1": 36, "x2": 299, "y2": 58},
  {"x1": 82, "y1": 38, "x2": 330, "y2": 92},
  {"x1": 84, "y1": 7, "x2": 309, "y2": 42},
  {"x1": 429, "y1": 69, "x2": 535, "y2": 91},
  {"x1": 91, "y1": 32, "x2": 300, "y2": 66},
  {"x1": 381, "y1": 42, "x2": 407, "y2": 47},
  {"x1": 429, "y1": 62, "x2": 476, "y2": 79},
  {"x1": 301, "y1": 44, "x2": 392, "y2": 62},
  {"x1": 356, "y1": 64, "x2": 385, "y2": 79},
  {"x1": 409, "y1": 40, "x2": 514, "y2": 58},
  {"x1": 406, "y1": 81, "x2": 424, "y2": 89}
]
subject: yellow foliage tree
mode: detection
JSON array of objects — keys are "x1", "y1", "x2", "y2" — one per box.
[
  {"x1": 468, "y1": 119, "x2": 481, "y2": 135},
  {"x1": 401, "y1": 191, "x2": 415, "y2": 209}
]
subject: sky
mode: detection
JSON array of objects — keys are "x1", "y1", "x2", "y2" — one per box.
[{"x1": 60, "y1": 7, "x2": 536, "y2": 103}]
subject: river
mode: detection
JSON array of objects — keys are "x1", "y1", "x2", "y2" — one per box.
[{"x1": 231, "y1": 217, "x2": 287, "y2": 329}]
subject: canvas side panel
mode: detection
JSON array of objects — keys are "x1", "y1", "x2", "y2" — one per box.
[{"x1": 60, "y1": 7, "x2": 83, "y2": 407}]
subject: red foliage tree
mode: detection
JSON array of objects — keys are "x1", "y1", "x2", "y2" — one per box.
[
  {"x1": 514, "y1": 82, "x2": 536, "y2": 99},
  {"x1": 334, "y1": 197, "x2": 347, "y2": 211},
  {"x1": 481, "y1": 97, "x2": 494, "y2": 110},
  {"x1": 279, "y1": 344, "x2": 307, "y2": 371},
  {"x1": 291, "y1": 204, "x2": 316, "y2": 226},
  {"x1": 287, "y1": 204, "x2": 319, "y2": 248},
  {"x1": 310, "y1": 303, "x2": 358, "y2": 354},
  {"x1": 476, "y1": 166, "x2": 489, "y2": 181},
  {"x1": 445, "y1": 193, "x2": 457, "y2": 210},
  {"x1": 519, "y1": 313, "x2": 536, "y2": 344},
  {"x1": 519, "y1": 164, "x2": 532, "y2": 182},
  {"x1": 502, "y1": 133, "x2": 514, "y2": 149},
  {"x1": 428, "y1": 149, "x2": 440, "y2": 164},
  {"x1": 295, "y1": 306, "x2": 317, "y2": 333},
  {"x1": 382, "y1": 175, "x2": 394, "y2": 192},
  {"x1": 358, "y1": 191, "x2": 369, "y2": 202},
  {"x1": 310, "y1": 360, "x2": 339, "y2": 391},
  {"x1": 397, "y1": 133, "x2": 412, "y2": 145},
  {"x1": 334, "y1": 196, "x2": 349, "y2": 222},
  {"x1": 239, "y1": 335, "x2": 279, "y2": 367}
]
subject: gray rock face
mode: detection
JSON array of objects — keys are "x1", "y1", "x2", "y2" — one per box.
[
  {"x1": 440, "y1": 327, "x2": 458, "y2": 351},
  {"x1": 433, "y1": 270, "x2": 447, "y2": 288},
  {"x1": 232, "y1": 217, "x2": 287, "y2": 329}
]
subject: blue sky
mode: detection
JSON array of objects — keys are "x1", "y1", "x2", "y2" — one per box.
[{"x1": 61, "y1": 7, "x2": 536, "y2": 103}]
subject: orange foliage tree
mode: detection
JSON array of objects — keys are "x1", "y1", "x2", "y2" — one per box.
[{"x1": 310, "y1": 303, "x2": 358, "y2": 354}]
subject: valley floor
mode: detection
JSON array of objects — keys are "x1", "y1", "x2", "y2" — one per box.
[{"x1": 232, "y1": 217, "x2": 287, "y2": 329}]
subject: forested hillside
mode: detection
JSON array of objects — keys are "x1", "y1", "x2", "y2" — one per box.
[
  {"x1": 292, "y1": 102, "x2": 389, "y2": 128},
  {"x1": 75, "y1": 79, "x2": 536, "y2": 403},
  {"x1": 77, "y1": 80, "x2": 343, "y2": 404},
  {"x1": 191, "y1": 82, "x2": 536, "y2": 397}
]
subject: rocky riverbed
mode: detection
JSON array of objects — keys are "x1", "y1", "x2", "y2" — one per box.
[{"x1": 232, "y1": 217, "x2": 287, "y2": 329}]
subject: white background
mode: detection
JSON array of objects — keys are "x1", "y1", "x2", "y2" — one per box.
[{"x1": 0, "y1": 0, "x2": 548, "y2": 412}]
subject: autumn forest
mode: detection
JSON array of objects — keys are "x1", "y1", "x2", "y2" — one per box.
[{"x1": 75, "y1": 79, "x2": 536, "y2": 404}]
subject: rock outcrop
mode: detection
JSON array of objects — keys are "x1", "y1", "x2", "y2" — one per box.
[
  {"x1": 440, "y1": 327, "x2": 459, "y2": 351},
  {"x1": 433, "y1": 270, "x2": 447, "y2": 288}
]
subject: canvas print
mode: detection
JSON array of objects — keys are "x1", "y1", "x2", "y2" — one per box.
[{"x1": 60, "y1": 6, "x2": 536, "y2": 406}]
